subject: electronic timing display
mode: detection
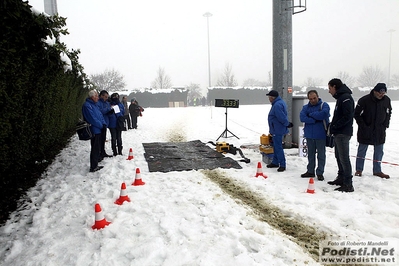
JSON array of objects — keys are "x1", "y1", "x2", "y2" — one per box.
[{"x1": 214, "y1": 99, "x2": 239, "y2": 108}]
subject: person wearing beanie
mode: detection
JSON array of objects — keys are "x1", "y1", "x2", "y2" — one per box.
[
  {"x1": 109, "y1": 93, "x2": 125, "y2": 156},
  {"x1": 326, "y1": 78, "x2": 355, "y2": 192},
  {"x1": 129, "y1": 97, "x2": 144, "y2": 129},
  {"x1": 265, "y1": 89, "x2": 293, "y2": 172},
  {"x1": 354, "y1": 83, "x2": 392, "y2": 179}
]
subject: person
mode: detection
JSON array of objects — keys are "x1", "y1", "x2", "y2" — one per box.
[
  {"x1": 97, "y1": 90, "x2": 113, "y2": 160},
  {"x1": 122, "y1": 96, "x2": 132, "y2": 129},
  {"x1": 266, "y1": 90, "x2": 293, "y2": 172},
  {"x1": 299, "y1": 90, "x2": 330, "y2": 181},
  {"x1": 326, "y1": 78, "x2": 355, "y2": 192},
  {"x1": 354, "y1": 83, "x2": 392, "y2": 179},
  {"x1": 82, "y1": 90, "x2": 107, "y2": 172},
  {"x1": 109, "y1": 93, "x2": 125, "y2": 156},
  {"x1": 129, "y1": 98, "x2": 144, "y2": 129}
]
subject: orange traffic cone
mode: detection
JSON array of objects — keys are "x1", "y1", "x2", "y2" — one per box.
[
  {"x1": 306, "y1": 177, "x2": 315, "y2": 194},
  {"x1": 132, "y1": 168, "x2": 145, "y2": 186},
  {"x1": 92, "y1": 203, "x2": 111, "y2": 230},
  {"x1": 255, "y1": 162, "x2": 268, "y2": 178},
  {"x1": 126, "y1": 148, "x2": 134, "y2": 160},
  {"x1": 115, "y1": 182, "x2": 131, "y2": 205}
]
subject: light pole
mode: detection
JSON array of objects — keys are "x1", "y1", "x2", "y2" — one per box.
[
  {"x1": 203, "y1": 12, "x2": 212, "y2": 88},
  {"x1": 388, "y1": 29, "x2": 395, "y2": 87}
]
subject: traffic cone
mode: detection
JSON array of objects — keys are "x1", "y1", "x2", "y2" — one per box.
[
  {"x1": 115, "y1": 182, "x2": 131, "y2": 205},
  {"x1": 92, "y1": 203, "x2": 111, "y2": 230},
  {"x1": 126, "y1": 148, "x2": 134, "y2": 160},
  {"x1": 255, "y1": 162, "x2": 268, "y2": 178},
  {"x1": 306, "y1": 177, "x2": 315, "y2": 194},
  {"x1": 132, "y1": 168, "x2": 145, "y2": 186}
]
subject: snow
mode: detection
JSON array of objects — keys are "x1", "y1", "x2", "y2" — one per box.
[{"x1": 1, "y1": 102, "x2": 399, "y2": 266}]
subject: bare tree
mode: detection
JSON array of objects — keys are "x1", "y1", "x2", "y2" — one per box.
[
  {"x1": 303, "y1": 77, "x2": 323, "y2": 87},
  {"x1": 242, "y1": 78, "x2": 269, "y2": 87},
  {"x1": 336, "y1": 71, "x2": 356, "y2": 88},
  {"x1": 242, "y1": 78, "x2": 260, "y2": 87},
  {"x1": 390, "y1": 74, "x2": 399, "y2": 86},
  {"x1": 216, "y1": 63, "x2": 237, "y2": 87},
  {"x1": 90, "y1": 68, "x2": 126, "y2": 92},
  {"x1": 151, "y1": 67, "x2": 172, "y2": 89},
  {"x1": 357, "y1": 66, "x2": 386, "y2": 87},
  {"x1": 186, "y1": 83, "x2": 202, "y2": 103}
]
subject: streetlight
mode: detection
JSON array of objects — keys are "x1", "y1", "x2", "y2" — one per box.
[
  {"x1": 388, "y1": 29, "x2": 395, "y2": 87},
  {"x1": 203, "y1": 12, "x2": 212, "y2": 88}
]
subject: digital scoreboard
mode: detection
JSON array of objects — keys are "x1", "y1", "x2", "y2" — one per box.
[{"x1": 214, "y1": 99, "x2": 239, "y2": 108}]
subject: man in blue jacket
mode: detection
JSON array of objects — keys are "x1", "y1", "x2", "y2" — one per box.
[
  {"x1": 266, "y1": 90, "x2": 293, "y2": 172},
  {"x1": 327, "y1": 78, "x2": 355, "y2": 192},
  {"x1": 300, "y1": 90, "x2": 330, "y2": 181},
  {"x1": 98, "y1": 90, "x2": 113, "y2": 160},
  {"x1": 82, "y1": 90, "x2": 107, "y2": 172}
]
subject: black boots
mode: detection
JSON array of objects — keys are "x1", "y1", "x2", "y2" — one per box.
[
  {"x1": 334, "y1": 184, "x2": 354, "y2": 192},
  {"x1": 327, "y1": 177, "x2": 344, "y2": 186}
]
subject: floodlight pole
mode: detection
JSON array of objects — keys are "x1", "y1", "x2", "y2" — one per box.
[
  {"x1": 388, "y1": 29, "x2": 395, "y2": 87},
  {"x1": 44, "y1": 0, "x2": 58, "y2": 15},
  {"x1": 203, "y1": 12, "x2": 213, "y2": 88},
  {"x1": 273, "y1": 0, "x2": 293, "y2": 148}
]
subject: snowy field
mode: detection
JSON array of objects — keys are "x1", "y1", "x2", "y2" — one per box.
[{"x1": 0, "y1": 101, "x2": 398, "y2": 266}]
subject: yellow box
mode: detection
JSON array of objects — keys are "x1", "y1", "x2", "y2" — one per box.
[
  {"x1": 260, "y1": 134, "x2": 269, "y2": 145},
  {"x1": 216, "y1": 142, "x2": 230, "y2": 153},
  {"x1": 259, "y1": 145, "x2": 273, "y2": 154}
]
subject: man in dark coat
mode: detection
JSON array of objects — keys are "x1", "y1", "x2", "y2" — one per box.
[
  {"x1": 129, "y1": 98, "x2": 143, "y2": 129},
  {"x1": 327, "y1": 78, "x2": 355, "y2": 192},
  {"x1": 354, "y1": 83, "x2": 392, "y2": 179}
]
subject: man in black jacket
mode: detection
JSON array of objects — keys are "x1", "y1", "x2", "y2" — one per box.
[
  {"x1": 354, "y1": 83, "x2": 392, "y2": 179},
  {"x1": 327, "y1": 78, "x2": 355, "y2": 192}
]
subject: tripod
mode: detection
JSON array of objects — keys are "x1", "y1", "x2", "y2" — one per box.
[{"x1": 216, "y1": 107, "x2": 239, "y2": 141}]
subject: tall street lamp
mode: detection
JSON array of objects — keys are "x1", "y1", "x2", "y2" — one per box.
[
  {"x1": 388, "y1": 29, "x2": 395, "y2": 87},
  {"x1": 203, "y1": 12, "x2": 212, "y2": 88}
]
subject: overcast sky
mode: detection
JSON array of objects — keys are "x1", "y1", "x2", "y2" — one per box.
[{"x1": 29, "y1": 0, "x2": 399, "y2": 89}]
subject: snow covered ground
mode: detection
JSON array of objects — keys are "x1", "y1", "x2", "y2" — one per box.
[{"x1": 0, "y1": 101, "x2": 398, "y2": 266}]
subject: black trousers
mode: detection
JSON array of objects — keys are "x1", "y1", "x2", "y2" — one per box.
[
  {"x1": 124, "y1": 114, "x2": 131, "y2": 129},
  {"x1": 131, "y1": 115, "x2": 138, "y2": 129},
  {"x1": 90, "y1": 134, "x2": 101, "y2": 170},
  {"x1": 100, "y1": 127, "x2": 107, "y2": 156},
  {"x1": 109, "y1": 128, "x2": 123, "y2": 155}
]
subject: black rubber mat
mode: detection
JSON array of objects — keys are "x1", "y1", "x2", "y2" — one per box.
[{"x1": 143, "y1": 140, "x2": 242, "y2": 172}]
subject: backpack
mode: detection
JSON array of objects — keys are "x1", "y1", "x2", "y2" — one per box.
[
  {"x1": 76, "y1": 119, "x2": 93, "y2": 140},
  {"x1": 116, "y1": 116, "x2": 127, "y2": 131}
]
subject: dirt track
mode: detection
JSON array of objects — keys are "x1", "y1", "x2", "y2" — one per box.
[{"x1": 202, "y1": 169, "x2": 327, "y2": 261}]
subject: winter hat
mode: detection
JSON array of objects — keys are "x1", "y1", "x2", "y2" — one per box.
[
  {"x1": 111, "y1": 93, "x2": 119, "y2": 99},
  {"x1": 373, "y1": 83, "x2": 387, "y2": 93},
  {"x1": 266, "y1": 90, "x2": 279, "y2": 97}
]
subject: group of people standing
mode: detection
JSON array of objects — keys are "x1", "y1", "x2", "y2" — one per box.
[
  {"x1": 266, "y1": 78, "x2": 392, "y2": 193},
  {"x1": 82, "y1": 90, "x2": 143, "y2": 172}
]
